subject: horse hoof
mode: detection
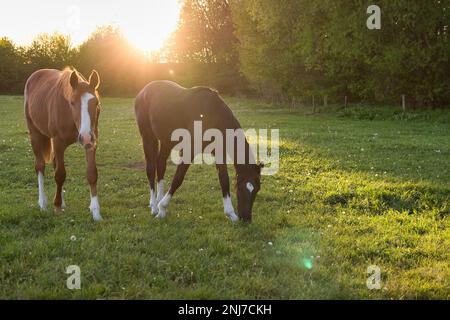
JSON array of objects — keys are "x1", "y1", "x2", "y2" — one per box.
[
  {"x1": 90, "y1": 207, "x2": 102, "y2": 221},
  {"x1": 226, "y1": 212, "x2": 239, "y2": 223},
  {"x1": 39, "y1": 199, "x2": 48, "y2": 212},
  {"x1": 54, "y1": 207, "x2": 64, "y2": 214},
  {"x1": 89, "y1": 197, "x2": 102, "y2": 221},
  {"x1": 155, "y1": 209, "x2": 166, "y2": 219},
  {"x1": 156, "y1": 203, "x2": 168, "y2": 218},
  {"x1": 155, "y1": 210, "x2": 166, "y2": 219},
  {"x1": 92, "y1": 212, "x2": 103, "y2": 221},
  {"x1": 149, "y1": 204, "x2": 159, "y2": 215}
]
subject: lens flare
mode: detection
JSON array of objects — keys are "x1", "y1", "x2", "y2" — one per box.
[{"x1": 302, "y1": 257, "x2": 313, "y2": 270}]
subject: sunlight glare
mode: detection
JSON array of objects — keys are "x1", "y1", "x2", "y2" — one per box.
[
  {"x1": 116, "y1": 1, "x2": 181, "y2": 52},
  {"x1": 0, "y1": 0, "x2": 181, "y2": 53}
]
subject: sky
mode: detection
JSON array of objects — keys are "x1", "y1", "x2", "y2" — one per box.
[{"x1": 0, "y1": 0, "x2": 181, "y2": 52}]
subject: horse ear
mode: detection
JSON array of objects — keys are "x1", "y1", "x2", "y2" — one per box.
[
  {"x1": 258, "y1": 162, "x2": 265, "y2": 173},
  {"x1": 70, "y1": 71, "x2": 78, "y2": 90},
  {"x1": 253, "y1": 162, "x2": 264, "y2": 175},
  {"x1": 89, "y1": 70, "x2": 100, "y2": 90}
]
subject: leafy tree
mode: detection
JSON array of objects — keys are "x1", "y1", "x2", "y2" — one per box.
[
  {"x1": 169, "y1": 0, "x2": 237, "y2": 64},
  {"x1": 231, "y1": 0, "x2": 329, "y2": 101},
  {"x1": 1, "y1": 0, "x2": 449, "y2": 106},
  {"x1": 232, "y1": 0, "x2": 450, "y2": 106},
  {"x1": 77, "y1": 26, "x2": 149, "y2": 96},
  {"x1": 0, "y1": 38, "x2": 25, "y2": 93},
  {"x1": 24, "y1": 33, "x2": 76, "y2": 70},
  {"x1": 167, "y1": 0, "x2": 245, "y2": 93}
]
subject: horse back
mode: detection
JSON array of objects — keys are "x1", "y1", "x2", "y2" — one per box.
[
  {"x1": 25, "y1": 69, "x2": 60, "y2": 104},
  {"x1": 135, "y1": 81, "x2": 240, "y2": 142},
  {"x1": 24, "y1": 69, "x2": 67, "y2": 137}
]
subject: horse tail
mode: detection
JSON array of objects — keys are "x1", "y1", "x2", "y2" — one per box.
[
  {"x1": 24, "y1": 77, "x2": 54, "y2": 165},
  {"x1": 43, "y1": 139, "x2": 54, "y2": 164},
  {"x1": 134, "y1": 88, "x2": 152, "y2": 132}
]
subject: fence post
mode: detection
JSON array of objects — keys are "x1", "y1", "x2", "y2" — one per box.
[
  {"x1": 402, "y1": 95, "x2": 406, "y2": 111},
  {"x1": 324, "y1": 95, "x2": 328, "y2": 108},
  {"x1": 345, "y1": 96, "x2": 348, "y2": 109}
]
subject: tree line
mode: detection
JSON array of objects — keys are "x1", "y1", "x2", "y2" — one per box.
[
  {"x1": 232, "y1": 0, "x2": 450, "y2": 107},
  {"x1": 1, "y1": 0, "x2": 449, "y2": 107}
]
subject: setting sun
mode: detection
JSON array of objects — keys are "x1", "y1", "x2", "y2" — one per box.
[
  {"x1": 108, "y1": 1, "x2": 181, "y2": 52},
  {"x1": 0, "y1": 0, "x2": 181, "y2": 52}
]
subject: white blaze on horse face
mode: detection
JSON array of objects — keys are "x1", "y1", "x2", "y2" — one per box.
[
  {"x1": 79, "y1": 93, "x2": 95, "y2": 144},
  {"x1": 37, "y1": 171, "x2": 47, "y2": 211},
  {"x1": 89, "y1": 195, "x2": 102, "y2": 221},
  {"x1": 223, "y1": 196, "x2": 238, "y2": 223},
  {"x1": 156, "y1": 192, "x2": 171, "y2": 219},
  {"x1": 246, "y1": 182, "x2": 254, "y2": 193}
]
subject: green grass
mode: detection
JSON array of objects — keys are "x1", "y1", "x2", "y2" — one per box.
[{"x1": 0, "y1": 95, "x2": 449, "y2": 299}]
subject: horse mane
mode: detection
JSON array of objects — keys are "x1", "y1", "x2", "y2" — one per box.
[
  {"x1": 57, "y1": 67, "x2": 87, "y2": 101},
  {"x1": 191, "y1": 86, "x2": 218, "y2": 94}
]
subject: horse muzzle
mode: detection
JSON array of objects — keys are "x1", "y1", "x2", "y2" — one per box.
[
  {"x1": 78, "y1": 132, "x2": 96, "y2": 149},
  {"x1": 237, "y1": 210, "x2": 252, "y2": 223}
]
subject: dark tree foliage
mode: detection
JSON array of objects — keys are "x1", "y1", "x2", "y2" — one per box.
[
  {"x1": 232, "y1": 0, "x2": 450, "y2": 106},
  {"x1": 0, "y1": 34, "x2": 77, "y2": 94},
  {"x1": 25, "y1": 33, "x2": 76, "y2": 70},
  {"x1": 0, "y1": 1, "x2": 448, "y2": 106},
  {"x1": 166, "y1": 0, "x2": 247, "y2": 94},
  {"x1": 0, "y1": 38, "x2": 25, "y2": 94},
  {"x1": 76, "y1": 26, "x2": 149, "y2": 96}
]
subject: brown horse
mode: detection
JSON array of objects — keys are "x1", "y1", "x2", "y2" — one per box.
[
  {"x1": 135, "y1": 80, "x2": 263, "y2": 222},
  {"x1": 24, "y1": 68, "x2": 103, "y2": 221}
]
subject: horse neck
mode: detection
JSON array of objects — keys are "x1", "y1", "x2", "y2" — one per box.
[
  {"x1": 50, "y1": 72, "x2": 72, "y2": 114},
  {"x1": 52, "y1": 89, "x2": 71, "y2": 119},
  {"x1": 233, "y1": 138, "x2": 257, "y2": 174},
  {"x1": 48, "y1": 80, "x2": 74, "y2": 132}
]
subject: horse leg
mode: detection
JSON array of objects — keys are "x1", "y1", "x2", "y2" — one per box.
[
  {"x1": 53, "y1": 139, "x2": 67, "y2": 213},
  {"x1": 86, "y1": 148, "x2": 102, "y2": 221},
  {"x1": 156, "y1": 143, "x2": 172, "y2": 206},
  {"x1": 143, "y1": 134, "x2": 158, "y2": 215},
  {"x1": 52, "y1": 139, "x2": 67, "y2": 213},
  {"x1": 26, "y1": 119, "x2": 51, "y2": 211},
  {"x1": 156, "y1": 162, "x2": 191, "y2": 219},
  {"x1": 216, "y1": 164, "x2": 238, "y2": 222},
  {"x1": 35, "y1": 154, "x2": 47, "y2": 211}
]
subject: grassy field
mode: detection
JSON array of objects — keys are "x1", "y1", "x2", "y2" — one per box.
[{"x1": 0, "y1": 95, "x2": 449, "y2": 299}]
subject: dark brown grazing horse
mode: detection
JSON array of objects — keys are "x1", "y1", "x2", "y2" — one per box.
[
  {"x1": 24, "y1": 68, "x2": 103, "y2": 221},
  {"x1": 135, "y1": 80, "x2": 263, "y2": 222}
]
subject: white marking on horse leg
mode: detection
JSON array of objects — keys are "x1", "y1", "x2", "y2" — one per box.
[
  {"x1": 61, "y1": 191, "x2": 66, "y2": 209},
  {"x1": 149, "y1": 187, "x2": 158, "y2": 215},
  {"x1": 156, "y1": 192, "x2": 171, "y2": 219},
  {"x1": 37, "y1": 171, "x2": 47, "y2": 211},
  {"x1": 89, "y1": 195, "x2": 102, "y2": 221},
  {"x1": 156, "y1": 179, "x2": 164, "y2": 203},
  {"x1": 223, "y1": 195, "x2": 238, "y2": 223}
]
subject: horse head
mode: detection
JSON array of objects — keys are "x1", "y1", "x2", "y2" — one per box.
[
  {"x1": 68, "y1": 70, "x2": 101, "y2": 149},
  {"x1": 236, "y1": 163, "x2": 264, "y2": 222}
]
